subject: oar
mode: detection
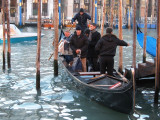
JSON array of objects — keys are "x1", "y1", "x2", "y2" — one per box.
[
  {"x1": 68, "y1": 24, "x2": 74, "y2": 31},
  {"x1": 48, "y1": 25, "x2": 64, "y2": 61}
]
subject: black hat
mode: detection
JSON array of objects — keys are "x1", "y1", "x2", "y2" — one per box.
[
  {"x1": 84, "y1": 28, "x2": 90, "y2": 34},
  {"x1": 91, "y1": 23, "x2": 97, "y2": 27},
  {"x1": 76, "y1": 25, "x2": 82, "y2": 30},
  {"x1": 79, "y1": 8, "x2": 84, "y2": 12},
  {"x1": 106, "y1": 27, "x2": 113, "y2": 34}
]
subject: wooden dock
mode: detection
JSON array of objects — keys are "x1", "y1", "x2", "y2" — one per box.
[{"x1": 137, "y1": 60, "x2": 155, "y2": 78}]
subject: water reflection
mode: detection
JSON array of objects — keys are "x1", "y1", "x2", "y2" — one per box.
[{"x1": 0, "y1": 27, "x2": 159, "y2": 120}]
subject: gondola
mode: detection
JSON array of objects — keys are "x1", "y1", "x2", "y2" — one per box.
[
  {"x1": 58, "y1": 29, "x2": 133, "y2": 114},
  {"x1": 137, "y1": 26, "x2": 156, "y2": 57}
]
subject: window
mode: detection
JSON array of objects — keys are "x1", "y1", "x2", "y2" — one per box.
[
  {"x1": 74, "y1": 0, "x2": 80, "y2": 12},
  {"x1": 10, "y1": 0, "x2": 17, "y2": 17},
  {"x1": 42, "y1": 0, "x2": 48, "y2": 16},
  {"x1": 74, "y1": 0, "x2": 80, "y2": 4},
  {"x1": 84, "y1": 0, "x2": 90, "y2": 12},
  {"x1": 33, "y1": 0, "x2": 38, "y2": 15}
]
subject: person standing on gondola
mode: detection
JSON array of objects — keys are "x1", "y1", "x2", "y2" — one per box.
[
  {"x1": 87, "y1": 23, "x2": 101, "y2": 71},
  {"x1": 95, "y1": 27, "x2": 129, "y2": 76},
  {"x1": 72, "y1": 8, "x2": 91, "y2": 33},
  {"x1": 70, "y1": 26, "x2": 88, "y2": 72}
]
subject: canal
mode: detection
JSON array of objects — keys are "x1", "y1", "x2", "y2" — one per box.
[{"x1": 0, "y1": 26, "x2": 159, "y2": 120}]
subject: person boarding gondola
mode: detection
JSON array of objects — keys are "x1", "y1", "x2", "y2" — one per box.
[
  {"x1": 72, "y1": 8, "x2": 91, "y2": 32},
  {"x1": 95, "y1": 27, "x2": 129, "y2": 76}
]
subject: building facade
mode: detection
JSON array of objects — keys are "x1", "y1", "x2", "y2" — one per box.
[{"x1": 0, "y1": 0, "x2": 157, "y2": 25}]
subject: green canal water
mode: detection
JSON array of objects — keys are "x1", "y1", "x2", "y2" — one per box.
[{"x1": 0, "y1": 27, "x2": 159, "y2": 120}]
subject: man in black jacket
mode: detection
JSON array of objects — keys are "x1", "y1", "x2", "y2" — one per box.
[
  {"x1": 87, "y1": 23, "x2": 101, "y2": 71},
  {"x1": 72, "y1": 8, "x2": 91, "y2": 32},
  {"x1": 70, "y1": 26, "x2": 88, "y2": 72},
  {"x1": 95, "y1": 27, "x2": 129, "y2": 76}
]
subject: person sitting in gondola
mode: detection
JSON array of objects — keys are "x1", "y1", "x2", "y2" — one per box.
[
  {"x1": 70, "y1": 26, "x2": 89, "y2": 72},
  {"x1": 59, "y1": 30, "x2": 73, "y2": 64},
  {"x1": 95, "y1": 27, "x2": 129, "y2": 76}
]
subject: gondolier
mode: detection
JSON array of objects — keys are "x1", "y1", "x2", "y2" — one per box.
[
  {"x1": 72, "y1": 8, "x2": 91, "y2": 32},
  {"x1": 95, "y1": 27, "x2": 129, "y2": 76}
]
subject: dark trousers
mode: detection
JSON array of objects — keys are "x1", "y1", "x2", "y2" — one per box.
[
  {"x1": 63, "y1": 55, "x2": 73, "y2": 64},
  {"x1": 88, "y1": 57, "x2": 99, "y2": 71},
  {"x1": 99, "y1": 56, "x2": 114, "y2": 76}
]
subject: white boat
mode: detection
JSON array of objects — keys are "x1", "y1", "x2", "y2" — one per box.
[{"x1": 0, "y1": 24, "x2": 44, "y2": 43}]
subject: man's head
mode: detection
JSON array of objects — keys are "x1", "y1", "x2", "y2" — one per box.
[
  {"x1": 76, "y1": 26, "x2": 82, "y2": 36},
  {"x1": 106, "y1": 27, "x2": 113, "y2": 34},
  {"x1": 79, "y1": 8, "x2": 84, "y2": 15},
  {"x1": 84, "y1": 28, "x2": 90, "y2": 37},
  {"x1": 64, "y1": 31, "x2": 70, "y2": 37},
  {"x1": 90, "y1": 23, "x2": 97, "y2": 31}
]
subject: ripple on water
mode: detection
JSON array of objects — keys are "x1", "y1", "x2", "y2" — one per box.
[{"x1": 12, "y1": 102, "x2": 41, "y2": 110}]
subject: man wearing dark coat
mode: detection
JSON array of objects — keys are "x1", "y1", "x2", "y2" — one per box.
[
  {"x1": 70, "y1": 26, "x2": 88, "y2": 72},
  {"x1": 87, "y1": 23, "x2": 101, "y2": 71},
  {"x1": 95, "y1": 27, "x2": 129, "y2": 76},
  {"x1": 72, "y1": 8, "x2": 91, "y2": 32}
]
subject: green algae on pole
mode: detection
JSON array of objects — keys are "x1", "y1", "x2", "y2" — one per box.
[{"x1": 36, "y1": 0, "x2": 42, "y2": 90}]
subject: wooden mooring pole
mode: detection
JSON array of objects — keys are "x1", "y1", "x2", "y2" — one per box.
[
  {"x1": 132, "y1": 0, "x2": 137, "y2": 112},
  {"x1": 101, "y1": 0, "x2": 106, "y2": 36},
  {"x1": 143, "y1": 0, "x2": 149, "y2": 63},
  {"x1": 6, "y1": 0, "x2": 11, "y2": 70},
  {"x1": 132, "y1": 0, "x2": 137, "y2": 69},
  {"x1": 53, "y1": 0, "x2": 59, "y2": 76},
  {"x1": 110, "y1": 0, "x2": 115, "y2": 28},
  {"x1": 92, "y1": 0, "x2": 95, "y2": 23},
  {"x1": 36, "y1": 0, "x2": 42, "y2": 90},
  {"x1": 2, "y1": 0, "x2": 6, "y2": 71},
  {"x1": 128, "y1": 7, "x2": 131, "y2": 29},
  {"x1": 154, "y1": 0, "x2": 160, "y2": 104},
  {"x1": 118, "y1": 0, "x2": 123, "y2": 73}
]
